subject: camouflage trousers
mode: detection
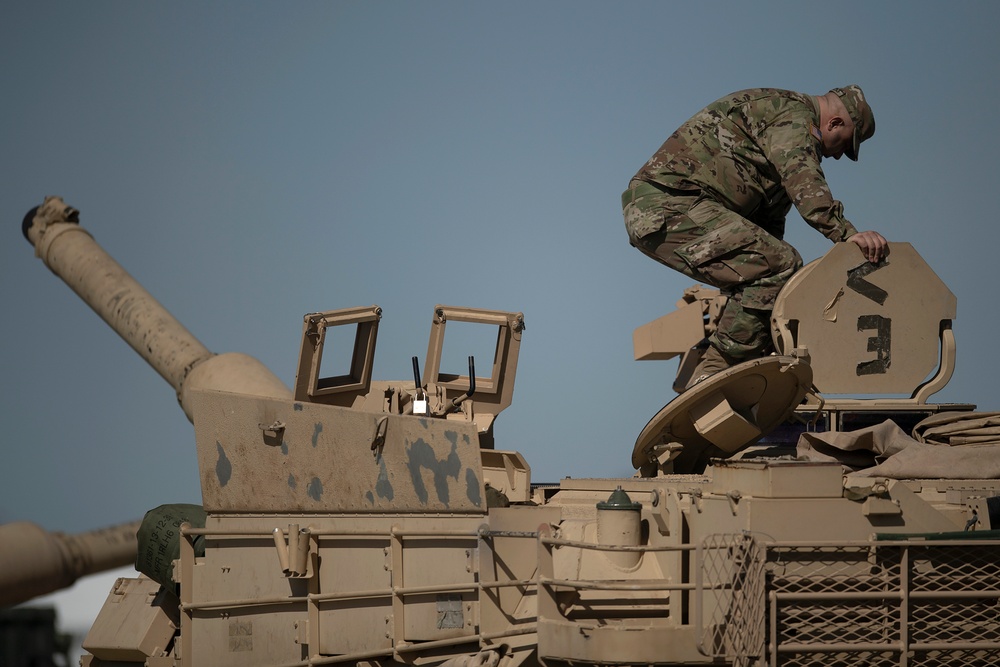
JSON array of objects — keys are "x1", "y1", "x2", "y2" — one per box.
[{"x1": 622, "y1": 181, "x2": 802, "y2": 361}]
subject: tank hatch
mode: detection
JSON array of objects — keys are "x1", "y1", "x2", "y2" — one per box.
[
  {"x1": 772, "y1": 242, "x2": 956, "y2": 398},
  {"x1": 632, "y1": 355, "x2": 812, "y2": 475}
]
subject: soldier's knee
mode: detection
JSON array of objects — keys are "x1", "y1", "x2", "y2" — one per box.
[{"x1": 782, "y1": 246, "x2": 804, "y2": 274}]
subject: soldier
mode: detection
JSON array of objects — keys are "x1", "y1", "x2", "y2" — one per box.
[{"x1": 622, "y1": 86, "x2": 888, "y2": 388}]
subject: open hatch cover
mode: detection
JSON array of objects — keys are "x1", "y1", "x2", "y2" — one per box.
[{"x1": 632, "y1": 355, "x2": 813, "y2": 474}]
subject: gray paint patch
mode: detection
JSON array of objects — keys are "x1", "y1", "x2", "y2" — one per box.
[
  {"x1": 406, "y1": 439, "x2": 460, "y2": 505},
  {"x1": 216, "y1": 442, "x2": 232, "y2": 487},
  {"x1": 436, "y1": 594, "x2": 464, "y2": 629},
  {"x1": 228, "y1": 619, "x2": 253, "y2": 652},
  {"x1": 312, "y1": 422, "x2": 323, "y2": 447},
  {"x1": 465, "y1": 468, "x2": 482, "y2": 506},
  {"x1": 294, "y1": 403, "x2": 304, "y2": 411},
  {"x1": 445, "y1": 430, "x2": 458, "y2": 447},
  {"x1": 365, "y1": 490, "x2": 374, "y2": 504},
  {"x1": 376, "y1": 458, "x2": 394, "y2": 500},
  {"x1": 281, "y1": 441, "x2": 289, "y2": 455},
  {"x1": 307, "y1": 477, "x2": 323, "y2": 501},
  {"x1": 288, "y1": 474, "x2": 297, "y2": 489}
]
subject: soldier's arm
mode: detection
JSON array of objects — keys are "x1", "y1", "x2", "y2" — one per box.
[{"x1": 761, "y1": 117, "x2": 858, "y2": 242}]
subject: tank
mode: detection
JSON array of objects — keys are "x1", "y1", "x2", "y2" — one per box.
[{"x1": 22, "y1": 196, "x2": 1000, "y2": 667}]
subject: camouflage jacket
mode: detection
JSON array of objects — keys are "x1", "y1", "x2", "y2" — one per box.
[{"x1": 633, "y1": 89, "x2": 858, "y2": 242}]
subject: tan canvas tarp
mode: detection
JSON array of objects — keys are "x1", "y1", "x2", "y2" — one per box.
[
  {"x1": 913, "y1": 412, "x2": 1000, "y2": 446},
  {"x1": 796, "y1": 412, "x2": 1000, "y2": 479}
]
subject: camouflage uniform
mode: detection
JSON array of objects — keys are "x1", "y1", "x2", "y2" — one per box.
[{"x1": 622, "y1": 88, "x2": 862, "y2": 361}]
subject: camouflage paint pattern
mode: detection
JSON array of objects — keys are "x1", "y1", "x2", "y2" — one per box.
[{"x1": 622, "y1": 88, "x2": 864, "y2": 359}]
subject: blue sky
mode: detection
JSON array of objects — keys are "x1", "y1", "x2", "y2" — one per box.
[{"x1": 3, "y1": 0, "x2": 998, "y2": 558}]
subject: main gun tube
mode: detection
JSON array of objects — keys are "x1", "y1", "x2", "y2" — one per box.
[
  {"x1": 23, "y1": 196, "x2": 291, "y2": 421},
  {"x1": 0, "y1": 520, "x2": 142, "y2": 607}
]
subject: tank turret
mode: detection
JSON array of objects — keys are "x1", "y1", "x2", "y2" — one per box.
[{"x1": 0, "y1": 519, "x2": 141, "y2": 607}]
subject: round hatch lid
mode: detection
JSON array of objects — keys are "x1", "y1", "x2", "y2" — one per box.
[{"x1": 632, "y1": 355, "x2": 813, "y2": 473}]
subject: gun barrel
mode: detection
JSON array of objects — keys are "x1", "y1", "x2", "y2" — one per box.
[
  {"x1": 23, "y1": 197, "x2": 291, "y2": 419},
  {"x1": 0, "y1": 520, "x2": 142, "y2": 607}
]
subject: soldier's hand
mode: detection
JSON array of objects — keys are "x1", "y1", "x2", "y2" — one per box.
[{"x1": 848, "y1": 231, "x2": 889, "y2": 264}]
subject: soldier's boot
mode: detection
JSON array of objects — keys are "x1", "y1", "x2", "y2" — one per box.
[{"x1": 684, "y1": 345, "x2": 734, "y2": 391}]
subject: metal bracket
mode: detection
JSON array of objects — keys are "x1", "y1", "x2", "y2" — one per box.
[
  {"x1": 272, "y1": 524, "x2": 313, "y2": 577},
  {"x1": 371, "y1": 416, "x2": 388, "y2": 460}
]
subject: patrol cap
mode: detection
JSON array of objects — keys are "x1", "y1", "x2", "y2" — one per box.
[{"x1": 831, "y1": 85, "x2": 875, "y2": 161}]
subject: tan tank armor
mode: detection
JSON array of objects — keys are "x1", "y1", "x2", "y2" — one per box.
[{"x1": 20, "y1": 197, "x2": 1000, "y2": 667}]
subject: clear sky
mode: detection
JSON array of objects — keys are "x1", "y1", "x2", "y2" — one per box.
[{"x1": 3, "y1": 0, "x2": 1000, "y2": 640}]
